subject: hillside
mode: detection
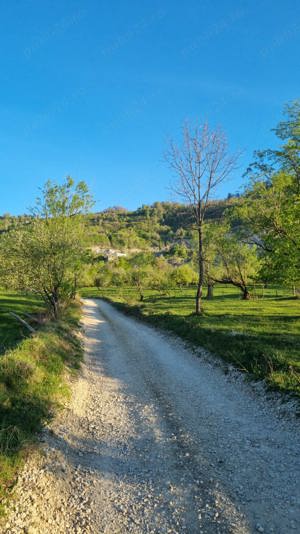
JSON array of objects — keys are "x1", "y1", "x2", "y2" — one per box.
[{"x1": 85, "y1": 198, "x2": 238, "y2": 253}]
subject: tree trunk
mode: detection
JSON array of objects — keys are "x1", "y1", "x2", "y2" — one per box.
[
  {"x1": 71, "y1": 273, "x2": 78, "y2": 300},
  {"x1": 242, "y1": 287, "x2": 251, "y2": 300},
  {"x1": 206, "y1": 283, "x2": 214, "y2": 299},
  {"x1": 138, "y1": 285, "x2": 144, "y2": 301},
  {"x1": 195, "y1": 282, "x2": 202, "y2": 313},
  {"x1": 195, "y1": 222, "x2": 204, "y2": 314},
  {"x1": 50, "y1": 290, "x2": 60, "y2": 319}
]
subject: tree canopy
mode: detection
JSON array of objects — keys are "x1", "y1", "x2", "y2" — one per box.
[{"x1": 0, "y1": 177, "x2": 93, "y2": 317}]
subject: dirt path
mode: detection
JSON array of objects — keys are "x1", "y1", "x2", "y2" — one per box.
[{"x1": 3, "y1": 299, "x2": 300, "y2": 533}]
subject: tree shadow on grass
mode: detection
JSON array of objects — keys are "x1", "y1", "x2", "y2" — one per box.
[{"x1": 0, "y1": 294, "x2": 44, "y2": 356}]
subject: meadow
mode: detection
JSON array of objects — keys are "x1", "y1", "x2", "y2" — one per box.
[
  {"x1": 0, "y1": 292, "x2": 44, "y2": 354},
  {"x1": 81, "y1": 285, "x2": 300, "y2": 397}
]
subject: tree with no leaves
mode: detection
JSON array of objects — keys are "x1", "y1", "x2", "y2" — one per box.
[{"x1": 165, "y1": 122, "x2": 238, "y2": 314}]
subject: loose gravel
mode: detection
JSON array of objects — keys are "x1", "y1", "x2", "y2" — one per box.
[{"x1": 2, "y1": 299, "x2": 299, "y2": 533}]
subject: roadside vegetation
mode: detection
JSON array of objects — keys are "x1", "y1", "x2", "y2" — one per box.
[
  {"x1": 81, "y1": 285, "x2": 300, "y2": 397},
  {"x1": 0, "y1": 179, "x2": 90, "y2": 510},
  {"x1": 0, "y1": 292, "x2": 44, "y2": 354},
  {"x1": 0, "y1": 298, "x2": 82, "y2": 511}
]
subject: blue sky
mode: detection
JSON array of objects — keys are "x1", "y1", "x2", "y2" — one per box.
[{"x1": 0, "y1": 0, "x2": 299, "y2": 214}]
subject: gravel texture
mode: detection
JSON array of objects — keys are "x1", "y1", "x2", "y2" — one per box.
[{"x1": 3, "y1": 298, "x2": 300, "y2": 533}]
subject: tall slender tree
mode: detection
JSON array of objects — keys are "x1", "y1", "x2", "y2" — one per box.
[{"x1": 165, "y1": 122, "x2": 238, "y2": 314}]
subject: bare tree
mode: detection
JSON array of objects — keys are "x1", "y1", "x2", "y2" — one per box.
[{"x1": 165, "y1": 122, "x2": 238, "y2": 314}]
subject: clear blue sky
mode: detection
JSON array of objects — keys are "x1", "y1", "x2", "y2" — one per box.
[{"x1": 0, "y1": 0, "x2": 299, "y2": 214}]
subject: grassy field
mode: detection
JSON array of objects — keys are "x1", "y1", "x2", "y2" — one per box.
[
  {"x1": 0, "y1": 293, "x2": 83, "y2": 512},
  {"x1": 0, "y1": 292, "x2": 44, "y2": 355},
  {"x1": 81, "y1": 285, "x2": 300, "y2": 397}
]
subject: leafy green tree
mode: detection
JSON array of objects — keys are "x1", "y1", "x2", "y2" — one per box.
[
  {"x1": 212, "y1": 234, "x2": 260, "y2": 299},
  {"x1": 94, "y1": 264, "x2": 113, "y2": 290},
  {"x1": 169, "y1": 242, "x2": 189, "y2": 259},
  {"x1": 128, "y1": 253, "x2": 154, "y2": 301},
  {"x1": 0, "y1": 177, "x2": 93, "y2": 318},
  {"x1": 169, "y1": 264, "x2": 197, "y2": 288},
  {"x1": 236, "y1": 173, "x2": 299, "y2": 288},
  {"x1": 147, "y1": 257, "x2": 171, "y2": 294},
  {"x1": 110, "y1": 265, "x2": 129, "y2": 287},
  {"x1": 201, "y1": 223, "x2": 225, "y2": 299},
  {"x1": 246, "y1": 100, "x2": 300, "y2": 186},
  {"x1": 130, "y1": 265, "x2": 152, "y2": 301},
  {"x1": 237, "y1": 102, "x2": 300, "y2": 292},
  {"x1": 79, "y1": 262, "x2": 101, "y2": 288}
]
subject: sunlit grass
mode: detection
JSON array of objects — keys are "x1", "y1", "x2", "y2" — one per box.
[
  {"x1": 0, "y1": 291, "x2": 44, "y2": 354},
  {"x1": 0, "y1": 294, "x2": 82, "y2": 512},
  {"x1": 81, "y1": 285, "x2": 300, "y2": 396}
]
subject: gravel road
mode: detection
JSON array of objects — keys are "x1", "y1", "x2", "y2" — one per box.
[{"x1": 3, "y1": 298, "x2": 300, "y2": 533}]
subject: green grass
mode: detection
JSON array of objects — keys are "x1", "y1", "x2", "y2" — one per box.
[
  {"x1": 0, "y1": 295, "x2": 83, "y2": 511},
  {"x1": 81, "y1": 285, "x2": 300, "y2": 397},
  {"x1": 0, "y1": 291, "x2": 44, "y2": 354}
]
